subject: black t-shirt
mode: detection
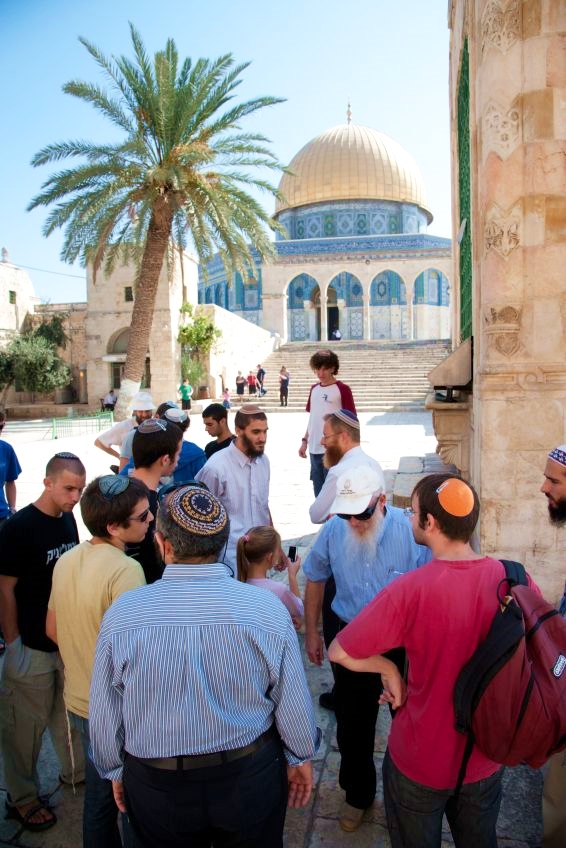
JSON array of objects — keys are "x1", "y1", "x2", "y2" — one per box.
[
  {"x1": 204, "y1": 436, "x2": 234, "y2": 459},
  {"x1": 125, "y1": 489, "x2": 163, "y2": 584},
  {"x1": 0, "y1": 504, "x2": 79, "y2": 651}
]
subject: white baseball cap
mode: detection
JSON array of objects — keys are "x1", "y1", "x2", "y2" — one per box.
[{"x1": 330, "y1": 466, "x2": 385, "y2": 515}]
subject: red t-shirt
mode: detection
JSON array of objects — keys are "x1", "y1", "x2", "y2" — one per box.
[{"x1": 337, "y1": 556, "x2": 539, "y2": 789}]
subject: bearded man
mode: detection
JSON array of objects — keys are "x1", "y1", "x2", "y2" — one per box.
[
  {"x1": 303, "y1": 466, "x2": 430, "y2": 833},
  {"x1": 540, "y1": 444, "x2": 566, "y2": 847},
  {"x1": 196, "y1": 404, "x2": 276, "y2": 572}
]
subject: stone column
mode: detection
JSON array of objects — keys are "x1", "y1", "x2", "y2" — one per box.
[
  {"x1": 363, "y1": 293, "x2": 371, "y2": 340},
  {"x1": 320, "y1": 292, "x2": 328, "y2": 341}
]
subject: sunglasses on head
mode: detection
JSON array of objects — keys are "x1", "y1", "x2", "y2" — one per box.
[
  {"x1": 98, "y1": 475, "x2": 131, "y2": 500},
  {"x1": 157, "y1": 479, "x2": 209, "y2": 505},
  {"x1": 337, "y1": 503, "x2": 377, "y2": 522}
]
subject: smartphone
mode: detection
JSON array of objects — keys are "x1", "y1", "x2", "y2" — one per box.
[{"x1": 288, "y1": 545, "x2": 297, "y2": 562}]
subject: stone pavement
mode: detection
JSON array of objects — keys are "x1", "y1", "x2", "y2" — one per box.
[{"x1": 0, "y1": 410, "x2": 543, "y2": 846}]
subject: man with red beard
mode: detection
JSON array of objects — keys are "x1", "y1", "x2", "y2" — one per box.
[
  {"x1": 540, "y1": 444, "x2": 566, "y2": 847},
  {"x1": 303, "y1": 466, "x2": 430, "y2": 833},
  {"x1": 196, "y1": 404, "x2": 274, "y2": 573}
]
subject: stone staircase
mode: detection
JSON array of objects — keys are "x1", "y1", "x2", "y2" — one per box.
[{"x1": 254, "y1": 339, "x2": 451, "y2": 412}]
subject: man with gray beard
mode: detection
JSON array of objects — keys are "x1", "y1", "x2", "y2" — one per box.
[
  {"x1": 540, "y1": 444, "x2": 566, "y2": 847},
  {"x1": 303, "y1": 466, "x2": 430, "y2": 833}
]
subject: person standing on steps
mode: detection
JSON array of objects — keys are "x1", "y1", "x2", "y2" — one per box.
[
  {"x1": 279, "y1": 366, "x2": 290, "y2": 407},
  {"x1": 298, "y1": 349, "x2": 356, "y2": 498}
]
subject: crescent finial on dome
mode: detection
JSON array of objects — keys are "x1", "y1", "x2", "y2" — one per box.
[{"x1": 347, "y1": 101, "x2": 352, "y2": 125}]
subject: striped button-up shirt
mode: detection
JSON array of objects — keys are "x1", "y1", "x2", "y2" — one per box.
[
  {"x1": 196, "y1": 441, "x2": 270, "y2": 571},
  {"x1": 303, "y1": 507, "x2": 432, "y2": 622},
  {"x1": 90, "y1": 563, "x2": 320, "y2": 781}
]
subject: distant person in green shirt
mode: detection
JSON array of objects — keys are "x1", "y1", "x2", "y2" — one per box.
[{"x1": 178, "y1": 379, "x2": 193, "y2": 411}]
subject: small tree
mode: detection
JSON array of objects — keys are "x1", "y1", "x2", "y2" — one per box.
[
  {"x1": 178, "y1": 304, "x2": 221, "y2": 388},
  {"x1": 10, "y1": 336, "x2": 71, "y2": 396}
]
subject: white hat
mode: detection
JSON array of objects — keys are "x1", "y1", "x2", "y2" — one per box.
[
  {"x1": 330, "y1": 466, "x2": 385, "y2": 515},
  {"x1": 131, "y1": 391, "x2": 155, "y2": 411}
]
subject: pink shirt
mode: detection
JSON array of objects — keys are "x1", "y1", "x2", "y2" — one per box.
[{"x1": 247, "y1": 577, "x2": 303, "y2": 626}]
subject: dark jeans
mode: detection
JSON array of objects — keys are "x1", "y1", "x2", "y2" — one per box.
[
  {"x1": 123, "y1": 734, "x2": 288, "y2": 847},
  {"x1": 68, "y1": 712, "x2": 136, "y2": 848},
  {"x1": 309, "y1": 453, "x2": 328, "y2": 497},
  {"x1": 382, "y1": 749, "x2": 503, "y2": 848},
  {"x1": 181, "y1": 399, "x2": 191, "y2": 410}
]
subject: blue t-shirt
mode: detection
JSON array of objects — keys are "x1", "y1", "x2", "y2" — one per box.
[
  {"x1": 0, "y1": 440, "x2": 22, "y2": 518},
  {"x1": 120, "y1": 440, "x2": 206, "y2": 483}
]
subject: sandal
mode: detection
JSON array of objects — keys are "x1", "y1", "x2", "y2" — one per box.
[{"x1": 5, "y1": 800, "x2": 57, "y2": 832}]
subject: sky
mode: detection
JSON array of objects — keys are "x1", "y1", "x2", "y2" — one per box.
[{"x1": 0, "y1": 0, "x2": 452, "y2": 303}]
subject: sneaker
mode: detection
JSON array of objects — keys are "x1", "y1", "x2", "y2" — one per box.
[
  {"x1": 339, "y1": 801, "x2": 367, "y2": 832},
  {"x1": 318, "y1": 690, "x2": 336, "y2": 711}
]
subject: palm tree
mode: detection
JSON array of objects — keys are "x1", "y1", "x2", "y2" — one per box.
[{"x1": 29, "y1": 24, "x2": 285, "y2": 418}]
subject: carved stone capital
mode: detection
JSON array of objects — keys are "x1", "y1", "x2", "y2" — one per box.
[
  {"x1": 484, "y1": 202, "x2": 521, "y2": 258},
  {"x1": 481, "y1": 0, "x2": 521, "y2": 55},
  {"x1": 483, "y1": 101, "x2": 521, "y2": 159},
  {"x1": 484, "y1": 303, "x2": 523, "y2": 357},
  {"x1": 426, "y1": 394, "x2": 471, "y2": 479}
]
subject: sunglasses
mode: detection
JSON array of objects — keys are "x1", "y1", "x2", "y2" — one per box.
[
  {"x1": 129, "y1": 507, "x2": 151, "y2": 523},
  {"x1": 157, "y1": 479, "x2": 209, "y2": 505},
  {"x1": 138, "y1": 418, "x2": 167, "y2": 434},
  {"x1": 337, "y1": 503, "x2": 377, "y2": 522},
  {"x1": 98, "y1": 475, "x2": 131, "y2": 500}
]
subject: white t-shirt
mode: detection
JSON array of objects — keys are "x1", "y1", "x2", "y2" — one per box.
[{"x1": 307, "y1": 383, "x2": 342, "y2": 455}]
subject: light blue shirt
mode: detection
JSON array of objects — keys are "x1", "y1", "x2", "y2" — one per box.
[
  {"x1": 303, "y1": 507, "x2": 432, "y2": 622},
  {"x1": 196, "y1": 441, "x2": 270, "y2": 570},
  {"x1": 90, "y1": 563, "x2": 320, "y2": 780}
]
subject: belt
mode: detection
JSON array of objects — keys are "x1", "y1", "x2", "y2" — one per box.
[{"x1": 130, "y1": 726, "x2": 276, "y2": 771}]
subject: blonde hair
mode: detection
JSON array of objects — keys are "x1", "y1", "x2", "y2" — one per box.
[{"x1": 236, "y1": 525, "x2": 281, "y2": 582}]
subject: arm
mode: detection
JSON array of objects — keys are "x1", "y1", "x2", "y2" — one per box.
[
  {"x1": 287, "y1": 762, "x2": 313, "y2": 808},
  {"x1": 4, "y1": 480, "x2": 16, "y2": 511},
  {"x1": 94, "y1": 437, "x2": 120, "y2": 459},
  {"x1": 0, "y1": 575, "x2": 19, "y2": 643},
  {"x1": 304, "y1": 579, "x2": 325, "y2": 665},
  {"x1": 45, "y1": 609, "x2": 58, "y2": 644},
  {"x1": 328, "y1": 638, "x2": 406, "y2": 709},
  {"x1": 308, "y1": 475, "x2": 335, "y2": 524}
]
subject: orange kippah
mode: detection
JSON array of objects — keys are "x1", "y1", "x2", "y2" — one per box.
[{"x1": 436, "y1": 478, "x2": 475, "y2": 517}]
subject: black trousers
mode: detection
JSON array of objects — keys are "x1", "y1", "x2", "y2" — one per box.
[
  {"x1": 334, "y1": 646, "x2": 406, "y2": 810},
  {"x1": 123, "y1": 735, "x2": 288, "y2": 847}
]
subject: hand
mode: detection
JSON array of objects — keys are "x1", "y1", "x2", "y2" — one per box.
[
  {"x1": 298, "y1": 442, "x2": 307, "y2": 458},
  {"x1": 273, "y1": 547, "x2": 289, "y2": 573},
  {"x1": 288, "y1": 554, "x2": 301, "y2": 580},
  {"x1": 378, "y1": 669, "x2": 407, "y2": 710},
  {"x1": 112, "y1": 780, "x2": 127, "y2": 813},
  {"x1": 287, "y1": 762, "x2": 313, "y2": 808},
  {"x1": 305, "y1": 631, "x2": 324, "y2": 666}
]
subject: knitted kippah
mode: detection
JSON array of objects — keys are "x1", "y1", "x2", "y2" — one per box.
[
  {"x1": 167, "y1": 485, "x2": 228, "y2": 536},
  {"x1": 548, "y1": 445, "x2": 566, "y2": 467},
  {"x1": 334, "y1": 409, "x2": 360, "y2": 430},
  {"x1": 239, "y1": 403, "x2": 263, "y2": 415},
  {"x1": 435, "y1": 478, "x2": 475, "y2": 517}
]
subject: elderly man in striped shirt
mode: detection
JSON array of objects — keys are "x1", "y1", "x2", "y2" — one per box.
[{"x1": 90, "y1": 484, "x2": 320, "y2": 847}]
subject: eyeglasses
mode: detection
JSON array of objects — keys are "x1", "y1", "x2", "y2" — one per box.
[
  {"x1": 320, "y1": 431, "x2": 338, "y2": 442},
  {"x1": 337, "y1": 503, "x2": 377, "y2": 522},
  {"x1": 137, "y1": 419, "x2": 167, "y2": 434},
  {"x1": 98, "y1": 475, "x2": 130, "y2": 500},
  {"x1": 129, "y1": 507, "x2": 151, "y2": 523},
  {"x1": 157, "y1": 479, "x2": 209, "y2": 505},
  {"x1": 404, "y1": 507, "x2": 415, "y2": 517}
]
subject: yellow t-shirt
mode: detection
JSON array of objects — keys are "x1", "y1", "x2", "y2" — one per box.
[{"x1": 48, "y1": 540, "x2": 145, "y2": 718}]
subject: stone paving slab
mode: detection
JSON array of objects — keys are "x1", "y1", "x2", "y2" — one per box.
[{"x1": 0, "y1": 410, "x2": 544, "y2": 846}]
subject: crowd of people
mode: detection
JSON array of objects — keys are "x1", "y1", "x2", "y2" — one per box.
[{"x1": 0, "y1": 349, "x2": 564, "y2": 847}]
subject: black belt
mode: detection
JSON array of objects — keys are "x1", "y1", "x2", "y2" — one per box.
[{"x1": 129, "y1": 726, "x2": 276, "y2": 771}]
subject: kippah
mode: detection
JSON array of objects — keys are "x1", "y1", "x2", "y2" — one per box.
[
  {"x1": 239, "y1": 403, "x2": 263, "y2": 415},
  {"x1": 548, "y1": 445, "x2": 566, "y2": 467},
  {"x1": 163, "y1": 407, "x2": 188, "y2": 424},
  {"x1": 334, "y1": 409, "x2": 360, "y2": 430},
  {"x1": 436, "y1": 478, "x2": 475, "y2": 517},
  {"x1": 167, "y1": 485, "x2": 228, "y2": 536}
]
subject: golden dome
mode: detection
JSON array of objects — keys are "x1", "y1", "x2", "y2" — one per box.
[{"x1": 275, "y1": 123, "x2": 431, "y2": 221}]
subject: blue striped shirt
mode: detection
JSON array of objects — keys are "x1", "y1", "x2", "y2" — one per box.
[
  {"x1": 90, "y1": 563, "x2": 320, "y2": 780},
  {"x1": 303, "y1": 507, "x2": 432, "y2": 622}
]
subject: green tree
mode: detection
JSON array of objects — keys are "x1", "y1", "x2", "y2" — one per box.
[
  {"x1": 29, "y1": 24, "x2": 285, "y2": 418},
  {"x1": 0, "y1": 336, "x2": 70, "y2": 405}
]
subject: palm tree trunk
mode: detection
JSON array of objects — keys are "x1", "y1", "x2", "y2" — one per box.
[{"x1": 114, "y1": 197, "x2": 174, "y2": 419}]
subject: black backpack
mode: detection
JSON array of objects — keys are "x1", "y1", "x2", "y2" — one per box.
[{"x1": 453, "y1": 560, "x2": 566, "y2": 791}]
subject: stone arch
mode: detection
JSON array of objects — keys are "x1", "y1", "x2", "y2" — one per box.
[
  {"x1": 412, "y1": 268, "x2": 451, "y2": 339},
  {"x1": 286, "y1": 273, "x2": 319, "y2": 341},
  {"x1": 369, "y1": 270, "x2": 408, "y2": 340},
  {"x1": 326, "y1": 272, "x2": 363, "y2": 339},
  {"x1": 105, "y1": 328, "x2": 150, "y2": 388}
]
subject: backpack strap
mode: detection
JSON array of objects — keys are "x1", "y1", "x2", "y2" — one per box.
[{"x1": 500, "y1": 559, "x2": 528, "y2": 588}]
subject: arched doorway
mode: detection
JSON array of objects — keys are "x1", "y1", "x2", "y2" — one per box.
[{"x1": 104, "y1": 328, "x2": 151, "y2": 388}]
